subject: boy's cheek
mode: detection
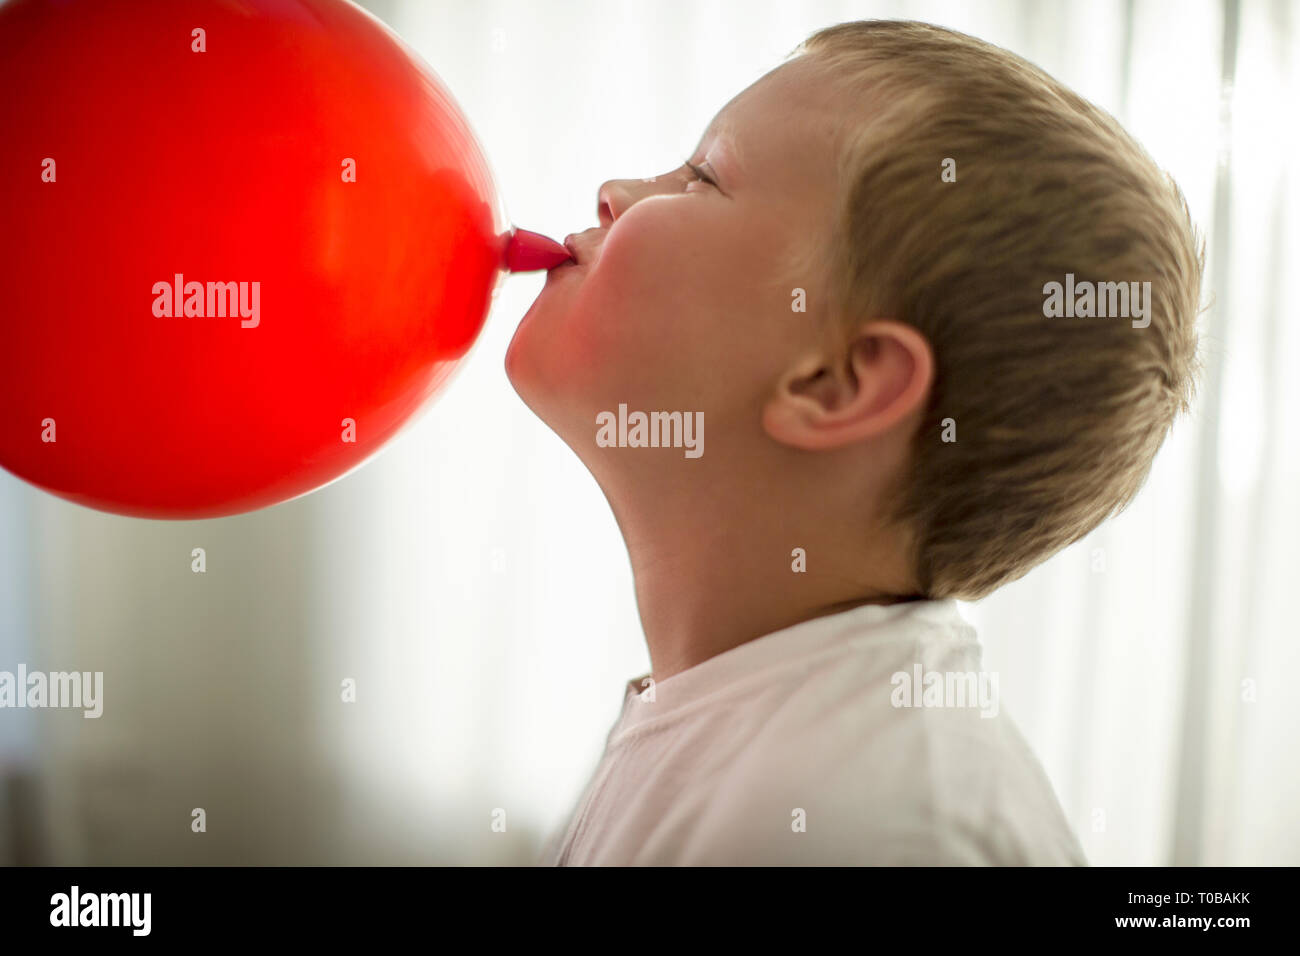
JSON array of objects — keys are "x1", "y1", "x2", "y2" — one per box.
[{"x1": 507, "y1": 214, "x2": 733, "y2": 411}]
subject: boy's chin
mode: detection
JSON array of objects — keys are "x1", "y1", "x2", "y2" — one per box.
[
  {"x1": 503, "y1": 315, "x2": 546, "y2": 395},
  {"x1": 502, "y1": 343, "x2": 545, "y2": 414},
  {"x1": 505, "y1": 295, "x2": 572, "y2": 386},
  {"x1": 504, "y1": 339, "x2": 579, "y2": 429}
]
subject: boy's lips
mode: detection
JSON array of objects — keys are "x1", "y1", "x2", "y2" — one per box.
[{"x1": 559, "y1": 228, "x2": 604, "y2": 267}]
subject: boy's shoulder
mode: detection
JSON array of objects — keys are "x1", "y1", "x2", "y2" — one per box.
[{"x1": 642, "y1": 604, "x2": 1087, "y2": 865}]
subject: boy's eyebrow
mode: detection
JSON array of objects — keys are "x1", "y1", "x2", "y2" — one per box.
[
  {"x1": 694, "y1": 123, "x2": 740, "y2": 189},
  {"x1": 711, "y1": 134, "x2": 739, "y2": 188}
]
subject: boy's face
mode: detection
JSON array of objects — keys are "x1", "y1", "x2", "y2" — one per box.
[{"x1": 505, "y1": 55, "x2": 845, "y2": 468}]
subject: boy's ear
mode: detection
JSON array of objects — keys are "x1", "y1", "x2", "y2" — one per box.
[{"x1": 762, "y1": 320, "x2": 933, "y2": 451}]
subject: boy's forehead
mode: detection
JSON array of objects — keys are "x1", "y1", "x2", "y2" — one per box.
[{"x1": 699, "y1": 59, "x2": 843, "y2": 193}]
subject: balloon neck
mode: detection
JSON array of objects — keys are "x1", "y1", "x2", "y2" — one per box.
[{"x1": 505, "y1": 228, "x2": 573, "y2": 272}]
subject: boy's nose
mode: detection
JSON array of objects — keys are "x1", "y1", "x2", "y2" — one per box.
[
  {"x1": 597, "y1": 175, "x2": 677, "y2": 227},
  {"x1": 597, "y1": 180, "x2": 630, "y2": 228}
]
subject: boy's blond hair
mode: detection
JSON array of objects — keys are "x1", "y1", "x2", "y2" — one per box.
[{"x1": 794, "y1": 20, "x2": 1204, "y2": 600}]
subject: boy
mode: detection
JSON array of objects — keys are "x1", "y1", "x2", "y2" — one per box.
[{"x1": 506, "y1": 20, "x2": 1202, "y2": 865}]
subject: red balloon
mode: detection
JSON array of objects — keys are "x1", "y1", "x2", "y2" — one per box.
[{"x1": 0, "y1": 0, "x2": 568, "y2": 519}]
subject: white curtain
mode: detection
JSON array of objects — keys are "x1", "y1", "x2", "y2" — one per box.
[{"x1": 3, "y1": 0, "x2": 1295, "y2": 865}]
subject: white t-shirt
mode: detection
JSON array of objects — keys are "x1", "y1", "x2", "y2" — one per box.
[{"x1": 542, "y1": 599, "x2": 1087, "y2": 865}]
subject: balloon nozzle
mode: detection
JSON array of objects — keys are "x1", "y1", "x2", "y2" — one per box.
[{"x1": 505, "y1": 228, "x2": 574, "y2": 272}]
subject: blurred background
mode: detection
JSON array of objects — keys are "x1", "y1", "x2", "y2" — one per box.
[{"x1": 2, "y1": 0, "x2": 1297, "y2": 866}]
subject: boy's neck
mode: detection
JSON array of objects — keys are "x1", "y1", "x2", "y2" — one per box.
[{"x1": 617, "y1": 496, "x2": 921, "y2": 684}]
